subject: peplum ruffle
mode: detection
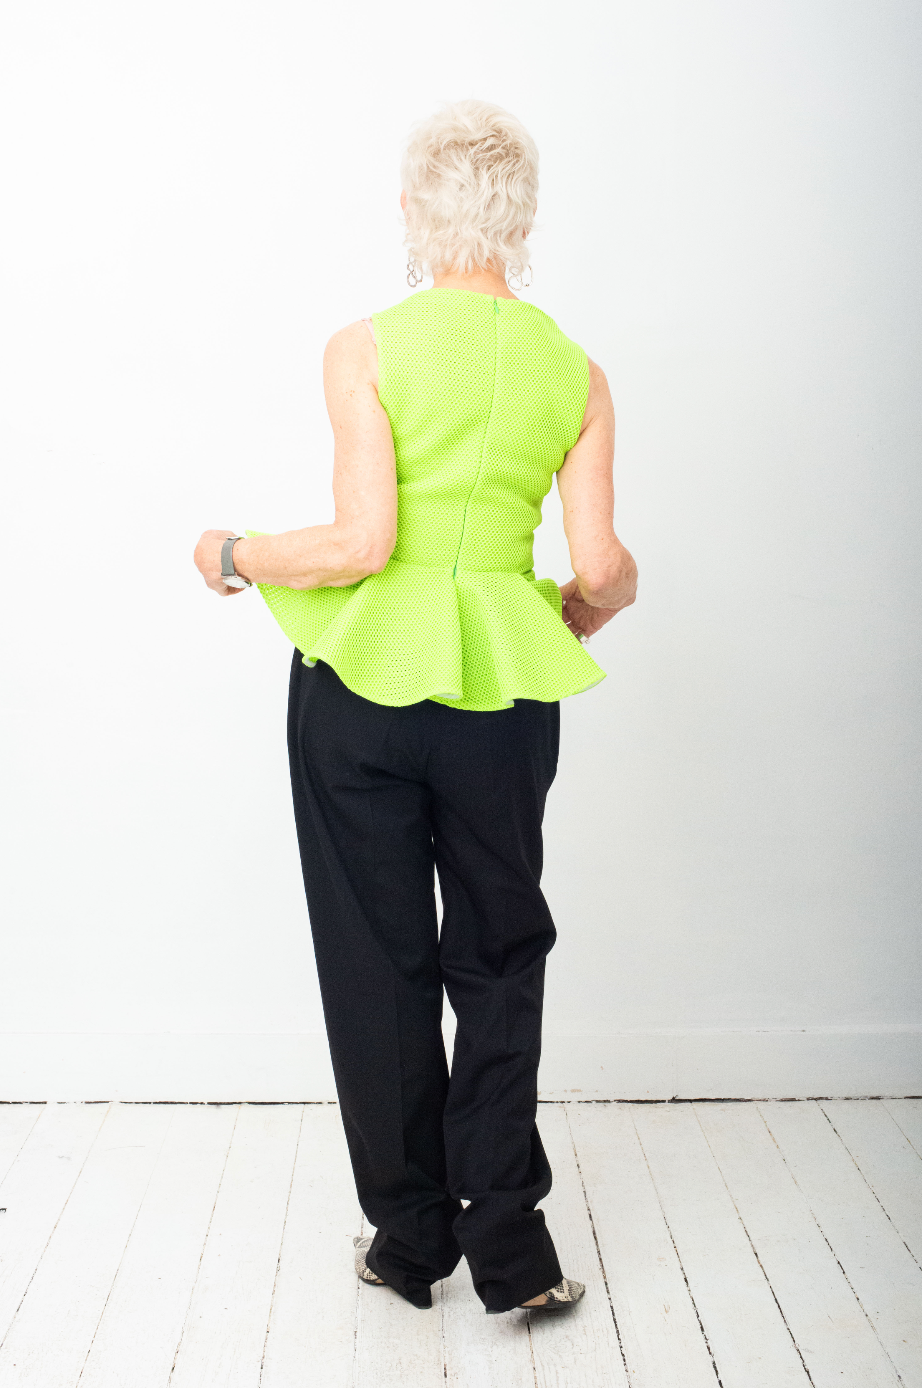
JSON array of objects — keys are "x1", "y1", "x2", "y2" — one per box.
[{"x1": 246, "y1": 543, "x2": 606, "y2": 712}]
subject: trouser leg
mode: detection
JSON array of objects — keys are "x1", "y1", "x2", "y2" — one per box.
[
  {"x1": 287, "y1": 655, "x2": 462, "y2": 1308},
  {"x1": 429, "y1": 697, "x2": 563, "y2": 1313}
]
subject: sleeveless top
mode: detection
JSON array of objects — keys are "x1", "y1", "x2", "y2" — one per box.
[{"x1": 248, "y1": 288, "x2": 606, "y2": 711}]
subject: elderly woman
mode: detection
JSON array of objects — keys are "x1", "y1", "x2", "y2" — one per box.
[{"x1": 194, "y1": 100, "x2": 636, "y2": 1317}]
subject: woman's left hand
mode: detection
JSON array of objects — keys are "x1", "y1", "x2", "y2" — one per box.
[
  {"x1": 559, "y1": 578, "x2": 619, "y2": 643},
  {"x1": 194, "y1": 529, "x2": 249, "y2": 596}
]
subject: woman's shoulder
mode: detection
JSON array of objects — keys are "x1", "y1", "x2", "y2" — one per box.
[
  {"x1": 367, "y1": 290, "x2": 583, "y2": 347},
  {"x1": 322, "y1": 320, "x2": 379, "y2": 388},
  {"x1": 514, "y1": 301, "x2": 585, "y2": 353},
  {"x1": 370, "y1": 290, "x2": 438, "y2": 326}
]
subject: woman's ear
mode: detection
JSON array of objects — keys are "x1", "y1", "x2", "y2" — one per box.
[{"x1": 400, "y1": 189, "x2": 408, "y2": 212}]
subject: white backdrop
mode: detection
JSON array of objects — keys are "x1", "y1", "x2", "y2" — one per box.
[{"x1": 2, "y1": 0, "x2": 920, "y2": 1100}]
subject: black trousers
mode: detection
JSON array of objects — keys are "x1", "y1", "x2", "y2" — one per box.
[{"x1": 287, "y1": 654, "x2": 562, "y2": 1313}]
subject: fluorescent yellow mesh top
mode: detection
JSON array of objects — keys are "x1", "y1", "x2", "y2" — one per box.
[{"x1": 249, "y1": 288, "x2": 606, "y2": 710}]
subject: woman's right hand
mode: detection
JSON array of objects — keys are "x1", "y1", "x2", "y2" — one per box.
[{"x1": 559, "y1": 578, "x2": 619, "y2": 642}]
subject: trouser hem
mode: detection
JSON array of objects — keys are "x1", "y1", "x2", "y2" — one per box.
[
  {"x1": 480, "y1": 1251, "x2": 564, "y2": 1313},
  {"x1": 364, "y1": 1244, "x2": 451, "y2": 1309}
]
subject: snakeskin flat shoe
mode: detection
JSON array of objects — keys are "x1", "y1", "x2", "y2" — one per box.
[
  {"x1": 353, "y1": 1234, "x2": 385, "y2": 1285},
  {"x1": 487, "y1": 1276, "x2": 586, "y2": 1313}
]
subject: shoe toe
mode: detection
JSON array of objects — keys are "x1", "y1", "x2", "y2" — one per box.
[
  {"x1": 353, "y1": 1234, "x2": 384, "y2": 1284},
  {"x1": 534, "y1": 1277, "x2": 586, "y2": 1309}
]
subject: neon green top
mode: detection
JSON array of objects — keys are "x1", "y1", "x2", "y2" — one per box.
[{"x1": 249, "y1": 288, "x2": 606, "y2": 710}]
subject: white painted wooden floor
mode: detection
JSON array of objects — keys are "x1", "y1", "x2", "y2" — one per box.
[{"x1": 0, "y1": 1101, "x2": 920, "y2": 1387}]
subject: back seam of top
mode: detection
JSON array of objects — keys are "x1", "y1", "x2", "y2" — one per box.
[{"x1": 453, "y1": 299, "x2": 500, "y2": 578}]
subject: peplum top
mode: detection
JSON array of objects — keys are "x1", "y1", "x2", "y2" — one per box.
[{"x1": 248, "y1": 287, "x2": 606, "y2": 711}]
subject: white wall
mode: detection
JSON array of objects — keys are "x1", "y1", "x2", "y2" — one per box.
[{"x1": 2, "y1": 0, "x2": 920, "y2": 1100}]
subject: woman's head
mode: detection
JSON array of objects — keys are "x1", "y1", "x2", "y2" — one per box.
[{"x1": 401, "y1": 100, "x2": 539, "y2": 281}]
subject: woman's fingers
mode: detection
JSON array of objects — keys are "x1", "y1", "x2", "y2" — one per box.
[
  {"x1": 563, "y1": 591, "x2": 617, "y2": 641},
  {"x1": 561, "y1": 577, "x2": 623, "y2": 642}
]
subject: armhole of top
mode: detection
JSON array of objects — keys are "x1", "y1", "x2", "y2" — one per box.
[
  {"x1": 561, "y1": 347, "x2": 591, "y2": 458},
  {"x1": 362, "y1": 317, "x2": 377, "y2": 346}
]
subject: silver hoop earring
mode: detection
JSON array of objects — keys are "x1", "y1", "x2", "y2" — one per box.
[
  {"x1": 406, "y1": 259, "x2": 423, "y2": 288},
  {"x1": 507, "y1": 266, "x2": 532, "y2": 291}
]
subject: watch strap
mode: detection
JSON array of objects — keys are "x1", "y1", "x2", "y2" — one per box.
[{"x1": 220, "y1": 536, "x2": 251, "y2": 586}]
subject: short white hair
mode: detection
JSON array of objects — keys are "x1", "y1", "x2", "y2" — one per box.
[{"x1": 401, "y1": 100, "x2": 539, "y2": 280}]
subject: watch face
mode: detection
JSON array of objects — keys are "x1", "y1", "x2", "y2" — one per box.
[{"x1": 224, "y1": 575, "x2": 247, "y2": 588}]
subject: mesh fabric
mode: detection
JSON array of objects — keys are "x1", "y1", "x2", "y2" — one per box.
[{"x1": 249, "y1": 288, "x2": 606, "y2": 710}]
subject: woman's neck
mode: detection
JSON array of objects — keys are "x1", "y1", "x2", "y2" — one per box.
[{"x1": 431, "y1": 261, "x2": 518, "y2": 299}]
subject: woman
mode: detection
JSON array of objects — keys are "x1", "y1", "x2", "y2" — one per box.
[{"x1": 193, "y1": 100, "x2": 637, "y2": 1316}]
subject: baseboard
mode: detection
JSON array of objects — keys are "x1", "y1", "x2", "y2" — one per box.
[
  {"x1": 1, "y1": 1027, "x2": 919, "y2": 1102},
  {"x1": 536, "y1": 1025, "x2": 922, "y2": 1100},
  {"x1": 0, "y1": 1032, "x2": 339, "y2": 1104}
]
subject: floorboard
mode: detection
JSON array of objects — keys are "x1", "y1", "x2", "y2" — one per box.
[
  {"x1": 697, "y1": 1100, "x2": 900, "y2": 1388},
  {"x1": 0, "y1": 1105, "x2": 43, "y2": 1187},
  {"x1": 821, "y1": 1100, "x2": 922, "y2": 1268},
  {"x1": 0, "y1": 1099, "x2": 918, "y2": 1388},
  {"x1": 168, "y1": 1103, "x2": 303, "y2": 1388},
  {"x1": 352, "y1": 1217, "x2": 446, "y2": 1388},
  {"x1": 441, "y1": 1257, "x2": 536, "y2": 1388},
  {"x1": 632, "y1": 1102, "x2": 810, "y2": 1388},
  {"x1": 759, "y1": 1100, "x2": 922, "y2": 1387},
  {"x1": 884, "y1": 1098, "x2": 922, "y2": 1158},
  {"x1": 78, "y1": 1103, "x2": 239, "y2": 1388},
  {"x1": 567, "y1": 1103, "x2": 718, "y2": 1388},
  {"x1": 0, "y1": 1103, "x2": 173, "y2": 1387},
  {"x1": 0, "y1": 1103, "x2": 110, "y2": 1346},
  {"x1": 260, "y1": 1104, "x2": 362, "y2": 1388},
  {"x1": 527, "y1": 1104, "x2": 629, "y2": 1388}
]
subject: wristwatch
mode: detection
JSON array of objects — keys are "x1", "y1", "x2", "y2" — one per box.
[{"x1": 220, "y1": 536, "x2": 251, "y2": 589}]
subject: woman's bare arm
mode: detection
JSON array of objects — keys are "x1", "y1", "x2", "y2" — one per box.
[
  {"x1": 193, "y1": 322, "x2": 397, "y2": 594},
  {"x1": 556, "y1": 358, "x2": 637, "y2": 638}
]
